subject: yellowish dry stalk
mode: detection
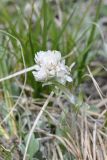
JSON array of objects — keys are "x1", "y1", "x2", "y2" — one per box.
[{"x1": 0, "y1": 125, "x2": 9, "y2": 140}]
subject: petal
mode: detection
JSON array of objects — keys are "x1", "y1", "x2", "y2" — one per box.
[
  {"x1": 54, "y1": 51, "x2": 61, "y2": 61},
  {"x1": 34, "y1": 65, "x2": 40, "y2": 71},
  {"x1": 66, "y1": 75, "x2": 73, "y2": 82},
  {"x1": 49, "y1": 70, "x2": 55, "y2": 76}
]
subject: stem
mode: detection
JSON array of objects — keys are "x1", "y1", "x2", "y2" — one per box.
[
  {"x1": 53, "y1": 81, "x2": 76, "y2": 105},
  {"x1": 23, "y1": 91, "x2": 54, "y2": 160},
  {"x1": 0, "y1": 65, "x2": 36, "y2": 83}
]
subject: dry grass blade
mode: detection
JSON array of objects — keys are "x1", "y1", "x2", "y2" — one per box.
[
  {"x1": 87, "y1": 66, "x2": 104, "y2": 101},
  {"x1": 55, "y1": 142, "x2": 64, "y2": 160},
  {"x1": 63, "y1": 137, "x2": 77, "y2": 158},
  {"x1": 93, "y1": 122, "x2": 97, "y2": 160},
  {"x1": 97, "y1": 132, "x2": 107, "y2": 160},
  {"x1": 87, "y1": 66, "x2": 107, "y2": 119},
  {"x1": 52, "y1": 144, "x2": 58, "y2": 160},
  {"x1": 23, "y1": 91, "x2": 54, "y2": 160},
  {"x1": 84, "y1": 115, "x2": 88, "y2": 160},
  {"x1": 97, "y1": 98, "x2": 107, "y2": 108},
  {"x1": 66, "y1": 132, "x2": 82, "y2": 159},
  {"x1": 87, "y1": 133, "x2": 93, "y2": 160}
]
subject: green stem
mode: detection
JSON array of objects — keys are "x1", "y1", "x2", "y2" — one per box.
[{"x1": 52, "y1": 81, "x2": 76, "y2": 105}]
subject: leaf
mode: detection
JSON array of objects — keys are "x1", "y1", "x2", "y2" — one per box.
[{"x1": 25, "y1": 133, "x2": 39, "y2": 160}]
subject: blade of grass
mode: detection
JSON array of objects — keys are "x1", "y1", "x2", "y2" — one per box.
[
  {"x1": 0, "y1": 47, "x2": 17, "y2": 136},
  {"x1": 52, "y1": 6, "x2": 76, "y2": 49},
  {"x1": 0, "y1": 30, "x2": 26, "y2": 136},
  {"x1": 42, "y1": 0, "x2": 47, "y2": 50},
  {"x1": 77, "y1": 0, "x2": 102, "y2": 84},
  {"x1": 75, "y1": 0, "x2": 93, "y2": 34}
]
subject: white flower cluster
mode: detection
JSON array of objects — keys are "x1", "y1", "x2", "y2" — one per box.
[{"x1": 32, "y1": 50, "x2": 72, "y2": 84}]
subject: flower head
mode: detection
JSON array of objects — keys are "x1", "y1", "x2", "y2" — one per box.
[{"x1": 32, "y1": 50, "x2": 72, "y2": 84}]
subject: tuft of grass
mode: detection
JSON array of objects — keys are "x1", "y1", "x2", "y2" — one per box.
[
  {"x1": 76, "y1": 0, "x2": 102, "y2": 85},
  {"x1": 0, "y1": 45, "x2": 17, "y2": 137}
]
